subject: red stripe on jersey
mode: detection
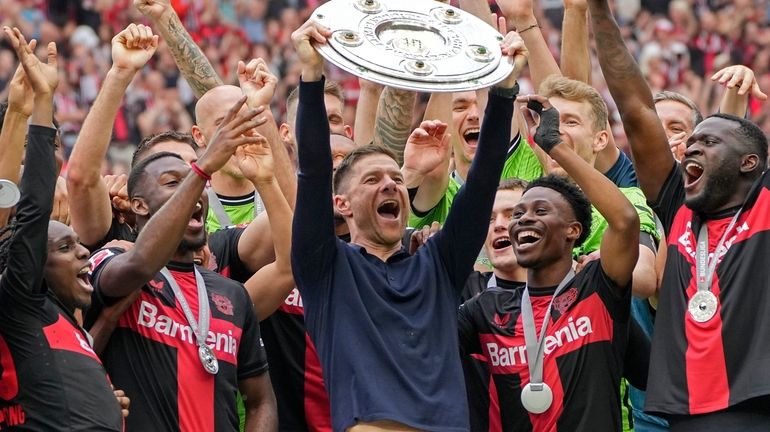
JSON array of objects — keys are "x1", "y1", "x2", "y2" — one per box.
[
  {"x1": 178, "y1": 337, "x2": 216, "y2": 431},
  {"x1": 479, "y1": 293, "x2": 613, "y2": 431},
  {"x1": 42, "y1": 315, "x2": 101, "y2": 362},
  {"x1": 684, "y1": 271, "x2": 729, "y2": 413},
  {"x1": 488, "y1": 369, "x2": 502, "y2": 432},
  {"x1": 671, "y1": 209, "x2": 764, "y2": 413},
  {"x1": 0, "y1": 335, "x2": 19, "y2": 399},
  {"x1": 304, "y1": 334, "x2": 332, "y2": 431},
  {"x1": 119, "y1": 292, "x2": 243, "y2": 365}
]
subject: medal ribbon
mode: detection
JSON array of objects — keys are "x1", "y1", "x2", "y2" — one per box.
[
  {"x1": 520, "y1": 270, "x2": 575, "y2": 389},
  {"x1": 160, "y1": 267, "x2": 211, "y2": 355},
  {"x1": 694, "y1": 209, "x2": 743, "y2": 295}
]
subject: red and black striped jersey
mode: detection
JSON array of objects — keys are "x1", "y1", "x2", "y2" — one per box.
[
  {"x1": 459, "y1": 261, "x2": 630, "y2": 431},
  {"x1": 207, "y1": 226, "x2": 333, "y2": 431},
  {"x1": 261, "y1": 289, "x2": 332, "y2": 432},
  {"x1": 0, "y1": 125, "x2": 123, "y2": 431},
  {"x1": 647, "y1": 166, "x2": 770, "y2": 415},
  {"x1": 85, "y1": 250, "x2": 268, "y2": 431}
]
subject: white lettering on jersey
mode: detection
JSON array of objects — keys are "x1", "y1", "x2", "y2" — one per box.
[
  {"x1": 138, "y1": 301, "x2": 237, "y2": 356},
  {"x1": 284, "y1": 288, "x2": 303, "y2": 308},
  {"x1": 486, "y1": 316, "x2": 594, "y2": 367},
  {"x1": 678, "y1": 220, "x2": 750, "y2": 263}
]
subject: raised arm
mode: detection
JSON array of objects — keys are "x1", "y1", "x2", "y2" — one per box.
[
  {"x1": 354, "y1": 78, "x2": 384, "y2": 147},
  {"x1": 372, "y1": 87, "x2": 417, "y2": 166},
  {"x1": 238, "y1": 58, "x2": 297, "y2": 207},
  {"x1": 435, "y1": 31, "x2": 526, "y2": 290},
  {"x1": 95, "y1": 99, "x2": 267, "y2": 298},
  {"x1": 0, "y1": 65, "x2": 33, "y2": 228},
  {"x1": 587, "y1": 0, "x2": 673, "y2": 202},
  {"x1": 497, "y1": 0, "x2": 561, "y2": 91},
  {"x1": 404, "y1": 92, "x2": 453, "y2": 215},
  {"x1": 560, "y1": 0, "x2": 591, "y2": 83},
  {"x1": 712, "y1": 65, "x2": 768, "y2": 118},
  {"x1": 1, "y1": 27, "x2": 58, "y2": 297},
  {"x1": 134, "y1": 0, "x2": 223, "y2": 97},
  {"x1": 522, "y1": 95, "x2": 639, "y2": 291},
  {"x1": 67, "y1": 24, "x2": 158, "y2": 246},
  {"x1": 236, "y1": 137, "x2": 295, "y2": 320},
  {"x1": 290, "y1": 20, "x2": 337, "y2": 284}
]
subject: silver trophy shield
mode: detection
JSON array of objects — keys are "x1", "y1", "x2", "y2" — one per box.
[{"x1": 311, "y1": 0, "x2": 514, "y2": 92}]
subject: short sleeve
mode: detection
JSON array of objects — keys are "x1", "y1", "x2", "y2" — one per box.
[
  {"x1": 209, "y1": 227, "x2": 251, "y2": 283},
  {"x1": 649, "y1": 163, "x2": 685, "y2": 236},
  {"x1": 236, "y1": 287, "x2": 269, "y2": 379},
  {"x1": 582, "y1": 260, "x2": 631, "y2": 324},
  {"x1": 83, "y1": 247, "x2": 125, "y2": 329}
]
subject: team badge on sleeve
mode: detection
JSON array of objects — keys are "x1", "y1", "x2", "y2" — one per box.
[{"x1": 211, "y1": 293, "x2": 234, "y2": 316}]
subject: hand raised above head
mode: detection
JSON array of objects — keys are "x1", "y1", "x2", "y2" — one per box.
[
  {"x1": 7, "y1": 64, "x2": 33, "y2": 117},
  {"x1": 496, "y1": 16, "x2": 529, "y2": 88},
  {"x1": 235, "y1": 135, "x2": 274, "y2": 185},
  {"x1": 516, "y1": 94, "x2": 561, "y2": 153},
  {"x1": 402, "y1": 120, "x2": 452, "y2": 176},
  {"x1": 195, "y1": 97, "x2": 268, "y2": 176},
  {"x1": 711, "y1": 65, "x2": 768, "y2": 100},
  {"x1": 111, "y1": 23, "x2": 159, "y2": 74},
  {"x1": 134, "y1": 0, "x2": 172, "y2": 21},
  {"x1": 290, "y1": 19, "x2": 331, "y2": 80},
  {"x1": 238, "y1": 58, "x2": 278, "y2": 109},
  {"x1": 3, "y1": 27, "x2": 58, "y2": 96}
]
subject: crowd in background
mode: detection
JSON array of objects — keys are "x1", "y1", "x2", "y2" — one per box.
[{"x1": 1, "y1": 0, "x2": 769, "y2": 175}]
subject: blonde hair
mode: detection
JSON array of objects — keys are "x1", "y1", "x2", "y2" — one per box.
[{"x1": 539, "y1": 75, "x2": 608, "y2": 133}]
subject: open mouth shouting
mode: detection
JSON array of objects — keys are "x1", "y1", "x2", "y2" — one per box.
[
  {"x1": 76, "y1": 264, "x2": 93, "y2": 293},
  {"x1": 376, "y1": 199, "x2": 401, "y2": 221},
  {"x1": 682, "y1": 159, "x2": 704, "y2": 191},
  {"x1": 463, "y1": 128, "x2": 480, "y2": 148},
  {"x1": 189, "y1": 202, "x2": 204, "y2": 229}
]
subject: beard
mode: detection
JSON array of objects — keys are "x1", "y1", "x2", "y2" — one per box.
[
  {"x1": 179, "y1": 234, "x2": 207, "y2": 253},
  {"x1": 685, "y1": 163, "x2": 739, "y2": 214}
]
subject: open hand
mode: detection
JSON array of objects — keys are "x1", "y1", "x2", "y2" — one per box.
[
  {"x1": 711, "y1": 65, "x2": 768, "y2": 100},
  {"x1": 402, "y1": 120, "x2": 451, "y2": 176},
  {"x1": 3, "y1": 27, "x2": 58, "y2": 96},
  {"x1": 235, "y1": 134, "x2": 274, "y2": 185},
  {"x1": 195, "y1": 97, "x2": 268, "y2": 175},
  {"x1": 112, "y1": 24, "x2": 159, "y2": 73},
  {"x1": 7, "y1": 63, "x2": 33, "y2": 116},
  {"x1": 238, "y1": 58, "x2": 277, "y2": 109}
]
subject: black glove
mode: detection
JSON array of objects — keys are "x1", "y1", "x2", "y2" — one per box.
[{"x1": 527, "y1": 99, "x2": 561, "y2": 153}]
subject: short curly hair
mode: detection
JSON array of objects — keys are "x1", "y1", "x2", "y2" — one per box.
[{"x1": 524, "y1": 174, "x2": 592, "y2": 248}]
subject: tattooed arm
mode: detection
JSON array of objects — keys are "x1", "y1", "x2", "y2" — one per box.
[
  {"x1": 134, "y1": 0, "x2": 223, "y2": 98},
  {"x1": 372, "y1": 87, "x2": 416, "y2": 166},
  {"x1": 587, "y1": 0, "x2": 673, "y2": 203}
]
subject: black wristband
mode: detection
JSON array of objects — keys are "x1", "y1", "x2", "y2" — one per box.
[
  {"x1": 489, "y1": 81, "x2": 520, "y2": 99},
  {"x1": 532, "y1": 106, "x2": 561, "y2": 153}
]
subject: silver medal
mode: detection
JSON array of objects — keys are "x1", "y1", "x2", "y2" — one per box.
[
  {"x1": 0, "y1": 179, "x2": 20, "y2": 208},
  {"x1": 688, "y1": 291, "x2": 718, "y2": 323},
  {"x1": 520, "y1": 382, "x2": 553, "y2": 414},
  {"x1": 198, "y1": 344, "x2": 219, "y2": 375}
]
